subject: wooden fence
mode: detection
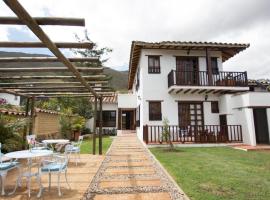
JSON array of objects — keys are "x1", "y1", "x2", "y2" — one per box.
[{"x1": 143, "y1": 125, "x2": 243, "y2": 144}]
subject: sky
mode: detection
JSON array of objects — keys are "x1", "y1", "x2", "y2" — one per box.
[{"x1": 0, "y1": 0, "x2": 270, "y2": 78}]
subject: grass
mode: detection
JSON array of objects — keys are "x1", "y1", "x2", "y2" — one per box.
[
  {"x1": 150, "y1": 147, "x2": 270, "y2": 200},
  {"x1": 80, "y1": 136, "x2": 113, "y2": 154}
]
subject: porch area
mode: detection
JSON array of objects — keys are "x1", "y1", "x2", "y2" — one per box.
[{"x1": 143, "y1": 125, "x2": 243, "y2": 144}]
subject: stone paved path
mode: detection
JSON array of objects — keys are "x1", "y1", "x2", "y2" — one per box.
[{"x1": 83, "y1": 132, "x2": 187, "y2": 200}]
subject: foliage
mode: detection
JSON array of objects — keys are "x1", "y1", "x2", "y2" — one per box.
[
  {"x1": 151, "y1": 147, "x2": 270, "y2": 200},
  {"x1": 73, "y1": 29, "x2": 112, "y2": 65},
  {"x1": 59, "y1": 108, "x2": 73, "y2": 139},
  {"x1": 162, "y1": 117, "x2": 174, "y2": 150},
  {"x1": 0, "y1": 114, "x2": 26, "y2": 153},
  {"x1": 71, "y1": 116, "x2": 86, "y2": 132},
  {"x1": 81, "y1": 127, "x2": 91, "y2": 135}
]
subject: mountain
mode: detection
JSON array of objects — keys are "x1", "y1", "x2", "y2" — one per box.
[{"x1": 0, "y1": 51, "x2": 128, "y2": 91}]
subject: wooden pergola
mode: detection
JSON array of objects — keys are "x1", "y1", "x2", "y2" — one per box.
[{"x1": 0, "y1": 0, "x2": 114, "y2": 155}]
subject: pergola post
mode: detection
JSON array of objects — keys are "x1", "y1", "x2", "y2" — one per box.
[
  {"x1": 29, "y1": 96, "x2": 35, "y2": 135},
  {"x1": 92, "y1": 96, "x2": 97, "y2": 155},
  {"x1": 23, "y1": 97, "x2": 30, "y2": 149},
  {"x1": 98, "y1": 96, "x2": 103, "y2": 155}
]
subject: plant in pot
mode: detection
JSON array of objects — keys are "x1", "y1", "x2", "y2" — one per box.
[{"x1": 71, "y1": 116, "x2": 85, "y2": 141}]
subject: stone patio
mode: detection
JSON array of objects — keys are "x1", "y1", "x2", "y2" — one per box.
[{"x1": 3, "y1": 154, "x2": 104, "y2": 200}]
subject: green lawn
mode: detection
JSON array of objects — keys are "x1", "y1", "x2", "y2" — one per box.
[
  {"x1": 80, "y1": 136, "x2": 113, "y2": 154},
  {"x1": 150, "y1": 147, "x2": 270, "y2": 200}
]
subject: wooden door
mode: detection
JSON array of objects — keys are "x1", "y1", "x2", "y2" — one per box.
[
  {"x1": 253, "y1": 108, "x2": 270, "y2": 144},
  {"x1": 219, "y1": 115, "x2": 228, "y2": 142},
  {"x1": 176, "y1": 57, "x2": 198, "y2": 85},
  {"x1": 178, "y1": 102, "x2": 203, "y2": 127}
]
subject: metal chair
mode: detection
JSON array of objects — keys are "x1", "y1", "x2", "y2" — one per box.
[
  {"x1": 65, "y1": 136, "x2": 83, "y2": 166},
  {"x1": 0, "y1": 143, "x2": 21, "y2": 196},
  {"x1": 39, "y1": 153, "x2": 70, "y2": 196}
]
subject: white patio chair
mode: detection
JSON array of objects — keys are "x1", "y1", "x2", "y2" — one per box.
[
  {"x1": 65, "y1": 136, "x2": 83, "y2": 166},
  {"x1": 39, "y1": 153, "x2": 70, "y2": 196},
  {"x1": 0, "y1": 143, "x2": 21, "y2": 196}
]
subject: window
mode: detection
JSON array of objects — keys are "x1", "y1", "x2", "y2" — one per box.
[
  {"x1": 96, "y1": 110, "x2": 116, "y2": 127},
  {"x1": 149, "y1": 101, "x2": 162, "y2": 121},
  {"x1": 211, "y1": 101, "x2": 219, "y2": 113},
  {"x1": 211, "y1": 57, "x2": 219, "y2": 75},
  {"x1": 136, "y1": 68, "x2": 140, "y2": 91},
  {"x1": 148, "y1": 56, "x2": 160, "y2": 73},
  {"x1": 136, "y1": 105, "x2": 140, "y2": 127}
]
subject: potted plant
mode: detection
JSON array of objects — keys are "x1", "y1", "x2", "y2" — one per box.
[{"x1": 71, "y1": 116, "x2": 85, "y2": 141}]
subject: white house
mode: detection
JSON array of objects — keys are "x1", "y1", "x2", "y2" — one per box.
[
  {"x1": 0, "y1": 93, "x2": 20, "y2": 105},
  {"x1": 93, "y1": 41, "x2": 270, "y2": 146}
]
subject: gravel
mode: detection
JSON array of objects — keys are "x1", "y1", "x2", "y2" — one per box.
[{"x1": 82, "y1": 137, "x2": 187, "y2": 200}]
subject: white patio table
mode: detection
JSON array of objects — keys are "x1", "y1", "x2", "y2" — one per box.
[
  {"x1": 5, "y1": 149, "x2": 53, "y2": 198},
  {"x1": 42, "y1": 139, "x2": 70, "y2": 152}
]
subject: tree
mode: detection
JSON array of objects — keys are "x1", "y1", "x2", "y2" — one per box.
[
  {"x1": 162, "y1": 117, "x2": 174, "y2": 150},
  {"x1": 73, "y1": 29, "x2": 112, "y2": 66}
]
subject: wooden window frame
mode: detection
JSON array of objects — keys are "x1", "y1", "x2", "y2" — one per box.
[
  {"x1": 211, "y1": 101, "x2": 219, "y2": 113},
  {"x1": 148, "y1": 56, "x2": 161, "y2": 74},
  {"x1": 136, "y1": 105, "x2": 140, "y2": 127},
  {"x1": 149, "y1": 101, "x2": 162, "y2": 121},
  {"x1": 96, "y1": 110, "x2": 116, "y2": 127}
]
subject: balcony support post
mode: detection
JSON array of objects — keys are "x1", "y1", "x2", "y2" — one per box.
[{"x1": 206, "y1": 48, "x2": 213, "y2": 86}]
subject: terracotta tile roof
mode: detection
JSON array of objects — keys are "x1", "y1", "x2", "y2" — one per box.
[
  {"x1": 0, "y1": 108, "x2": 26, "y2": 116},
  {"x1": 128, "y1": 41, "x2": 250, "y2": 89},
  {"x1": 89, "y1": 93, "x2": 117, "y2": 103}
]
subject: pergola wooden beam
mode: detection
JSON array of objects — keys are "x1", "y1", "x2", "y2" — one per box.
[
  {"x1": 18, "y1": 92, "x2": 115, "y2": 96},
  {"x1": 0, "y1": 88, "x2": 29, "y2": 97},
  {"x1": 0, "y1": 41, "x2": 93, "y2": 49},
  {"x1": 0, "y1": 67, "x2": 103, "y2": 73},
  {"x1": 1, "y1": 86, "x2": 111, "y2": 90},
  {"x1": 4, "y1": 0, "x2": 99, "y2": 97},
  {"x1": 0, "y1": 75, "x2": 107, "y2": 80},
  {"x1": 0, "y1": 81, "x2": 108, "y2": 86},
  {"x1": 12, "y1": 88, "x2": 113, "y2": 93},
  {"x1": 0, "y1": 17, "x2": 85, "y2": 26},
  {"x1": 35, "y1": 95, "x2": 114, "y2": 98},
  {"x1": 0, "y1": 57, "x2": 100, "y2": 63}
]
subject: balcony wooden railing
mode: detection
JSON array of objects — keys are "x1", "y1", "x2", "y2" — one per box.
[
  {"x1": 143, "y1": 125, "x2": 243, "y2": 144},
  {"x1": 168, "y1": 70, "x2": 248, "y2": 87}
]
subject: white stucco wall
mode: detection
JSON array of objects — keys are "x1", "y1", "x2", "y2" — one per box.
[
  {"x1": 118, "y1": 93, "x2": 137, "y2": 108},
  {"x1": 86, "y1": 102, "x2": 118, "y2": 131},
  {"x1": 219, "y1": 92, "x2": 270, "y2": 145},
  {"x1": 0, "y1": 93, "x2": 20, "y2": 105}
]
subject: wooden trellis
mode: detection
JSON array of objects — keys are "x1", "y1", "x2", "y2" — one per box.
[{"x1": 0, "y1": 0, "x2": 111, "y2": 154}]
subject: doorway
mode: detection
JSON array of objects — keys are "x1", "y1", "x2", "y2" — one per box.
[
  {"x1": 219, "y1": 114, "x2": 228, "y2": 142},
  {"x1": 253, "y1": 108, "x2": 270, "y2": 144},
  {"x1": 118, "y1": 109, "x2": 136, "y2": 130},
  {"x1": 176, "y1": 57, "x2": 199, "y2": 85}
]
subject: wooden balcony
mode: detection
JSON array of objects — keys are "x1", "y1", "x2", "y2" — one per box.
[
  {"x1": 143, "y1": 125, "x2": 243, "y2": 144},
  {"x1": 168, "y1": 70, "x2": 249, "y2": 94}
]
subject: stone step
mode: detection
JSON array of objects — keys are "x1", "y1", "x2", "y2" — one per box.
[
  {"x1": 99, "y1": 178, "x2": 162, "y2": 188},
  {"x1": 94, "y1": 192, "x2": 171, "y2": 200},
  {"x1": 107, "y1": 161, "x2": 153, "y2": 167},
  {"x1": 104, "y1": 167, "x2": 156, "y2": 175}
]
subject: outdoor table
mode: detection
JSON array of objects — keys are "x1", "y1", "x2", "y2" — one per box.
[
  {"x1": 5, "y1": 149, "x2": 53, "y2": 198},
  {"x1": 42, "y1": 139, "x2": 70, "y2": 152}
]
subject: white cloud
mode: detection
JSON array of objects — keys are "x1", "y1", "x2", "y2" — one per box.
[{"x1": 0, "y1": 0, "x2": 269, "y2": 76}]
